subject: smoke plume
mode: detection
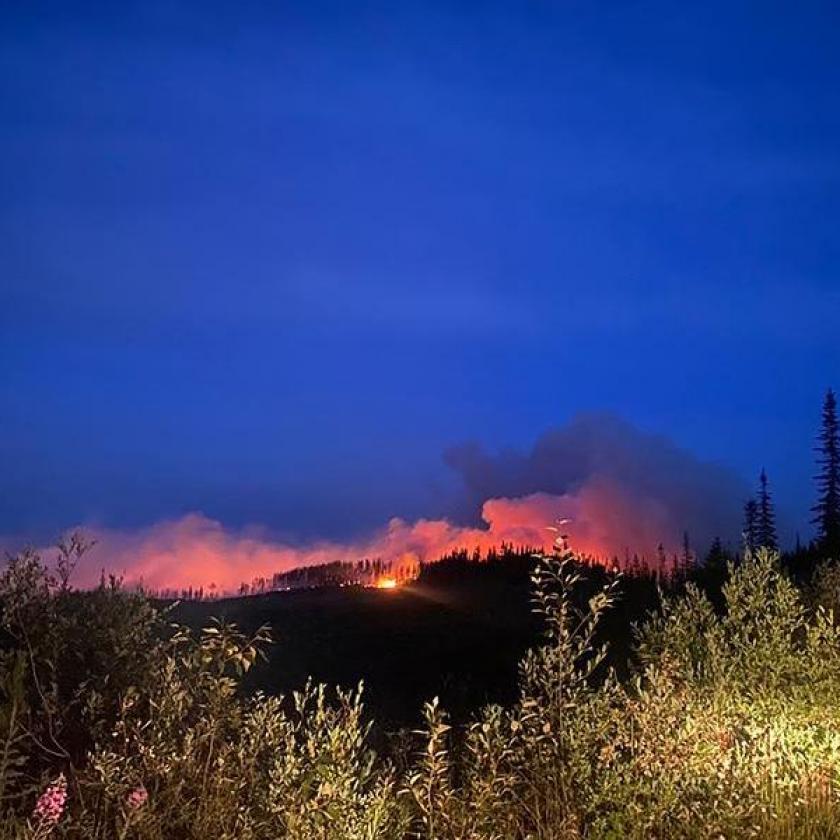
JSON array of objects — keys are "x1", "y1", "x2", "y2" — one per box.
[
  {"x1": 445, "y1": 413, "x2": 746, "y2": 553},
  {"x1": 40, "y1": 414, "x2": 746, "y2": 592}
]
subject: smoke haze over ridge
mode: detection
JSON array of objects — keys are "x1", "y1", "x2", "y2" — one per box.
[{"x1": 14, "y1": 415, "x2": 752, "y2": 593}]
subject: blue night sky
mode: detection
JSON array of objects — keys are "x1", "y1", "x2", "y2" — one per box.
[{"x1": 2, "y1": 2, "x2": 839, "y2": 548}]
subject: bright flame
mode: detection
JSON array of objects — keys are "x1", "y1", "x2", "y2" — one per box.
[{"x1": 375, "y1": 576, "x2": 398, "y2": 590}]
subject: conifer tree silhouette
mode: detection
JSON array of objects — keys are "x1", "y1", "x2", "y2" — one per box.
[
  {"x1": 705, "y1": 536, "x2": 728, "y2": 574},
  {"x1": 812, "y1": 388, "x2": 840, "y2": 557},
  {"x1": 743, "y1": 498, "x2": 759, "y2": 552},
  {"x1": 756, "y1": 468, "x2": 778, "y2": 552}
]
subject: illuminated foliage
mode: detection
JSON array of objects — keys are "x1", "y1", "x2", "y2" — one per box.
[{"x1": 2, "y1": 544, "x2": 840, "y2": 837}]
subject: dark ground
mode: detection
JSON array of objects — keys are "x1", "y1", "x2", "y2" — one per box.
[
  {"x1": 171, "y1": 575, "x2": 539, "y2": 728},
  {"x1": 168, "y1": 554, "x2": 670, "y2": 728}
]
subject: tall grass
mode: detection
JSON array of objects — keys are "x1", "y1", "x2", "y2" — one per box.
[{"x1": 1, "y1": 543, "x2": 840, "y2": 837}]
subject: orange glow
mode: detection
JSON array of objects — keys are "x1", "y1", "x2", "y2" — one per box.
[{"x1": 61, "y1": 479, "x2": 686, "y2": 594}]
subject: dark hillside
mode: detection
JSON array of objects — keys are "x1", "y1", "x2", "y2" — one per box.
[
  {"x1": 171, "y1": 572, "x2": 540, "y2": 727},
  {"x1": 169, "y1": 552, "x2": 673, "y2": 727}
]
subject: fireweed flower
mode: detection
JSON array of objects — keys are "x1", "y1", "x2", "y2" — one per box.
[
  {"x1": 32, "y1": 773, "x2": 67, "y2": 828},
  {"x1": 126, "y1": 784, "x2": 148, "y2": 810}
]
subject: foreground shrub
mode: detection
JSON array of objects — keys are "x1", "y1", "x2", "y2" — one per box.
[
  {"x1": 402, "y1": 549, "x2": 840, "y2": 838},
  {"x1": 2, "y1": 542, "x2": 840, "y2": 837},
  {"x1": 0, "y1": 544, "x2": 409, "y2": 839}
]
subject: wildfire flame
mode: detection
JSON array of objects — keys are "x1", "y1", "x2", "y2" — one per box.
[
  {"x1": 54, "y1": 482, "x2": 693, "y2": 594},
  {"x1": 19, "y1": 414, "x2": 742, "y2": 594}
]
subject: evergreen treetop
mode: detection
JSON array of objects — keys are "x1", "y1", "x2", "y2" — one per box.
[
  {"x1": 756, "y1": 468, "x2": 778, "y2": 552},
  {"x1": 813, "y1": 388, "x2": 840, "y2": 557}
]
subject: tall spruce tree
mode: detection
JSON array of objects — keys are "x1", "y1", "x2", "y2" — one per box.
[
  {"x1": 756, "y1": 468, "x2": 778, "y2": 552},
  {"x1": 743, "y1": 498, "x2": 759, "y2": 552},
  {"x1": 812, "y1": 388, "x2": 840, "y2": 557}
]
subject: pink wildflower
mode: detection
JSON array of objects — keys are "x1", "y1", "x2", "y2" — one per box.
[
  {"x1": 126, "y1": 784, "x2": 148, "y2": 810},
  {"x1": 32, "y1": 773, "x2": 67, "y2": 829}
]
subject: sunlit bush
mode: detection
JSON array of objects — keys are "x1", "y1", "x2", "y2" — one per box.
[
  {"x1": 403, "y1": 549, "x2": 840, "y2": 838},
  {"x1": 2, "y1": 542, "x2": 840, "y2": 837}
]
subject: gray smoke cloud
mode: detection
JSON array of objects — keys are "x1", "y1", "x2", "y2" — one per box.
[
  {"x1": 444, "y1": 413, "x2": 749, "y2": 555},
  {"x1": 5, "y1": 413, "x2": 757, "y2": 592}
]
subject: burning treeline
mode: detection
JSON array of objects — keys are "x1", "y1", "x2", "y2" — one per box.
[
  {"x1": 224, "y1": 540, "x2": 699, "y2": 603},
  {"x1": 39, "y1": 415, "x2": 755, "y2": 596},
  {"x1": 65, "y1": 480, "x2": 710, "y2": 598}
]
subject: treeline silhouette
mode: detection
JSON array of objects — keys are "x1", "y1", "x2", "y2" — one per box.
[
  {"x1": 155, "y1": 388, "x2": 840, "y2": 602},
  {"x1": 145, "y1": 556, "x2": 422, "y2": 600}
]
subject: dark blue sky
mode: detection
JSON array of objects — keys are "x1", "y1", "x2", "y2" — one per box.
[{"x1": 2, "y1": 1, "x2": 839, "y2": 545}]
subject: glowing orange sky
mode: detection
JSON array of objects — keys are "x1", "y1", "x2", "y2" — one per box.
[{"x1": 63, "y1": 477, "x2": 684, "y2": 593}]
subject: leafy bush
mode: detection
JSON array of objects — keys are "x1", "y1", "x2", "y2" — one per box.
[
  {"x1": 2, "y1": 542, "x2": 840, "y2": 838},
  {"x1": 403, "y1": 549, "x2": 840, "y2": 838}
]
